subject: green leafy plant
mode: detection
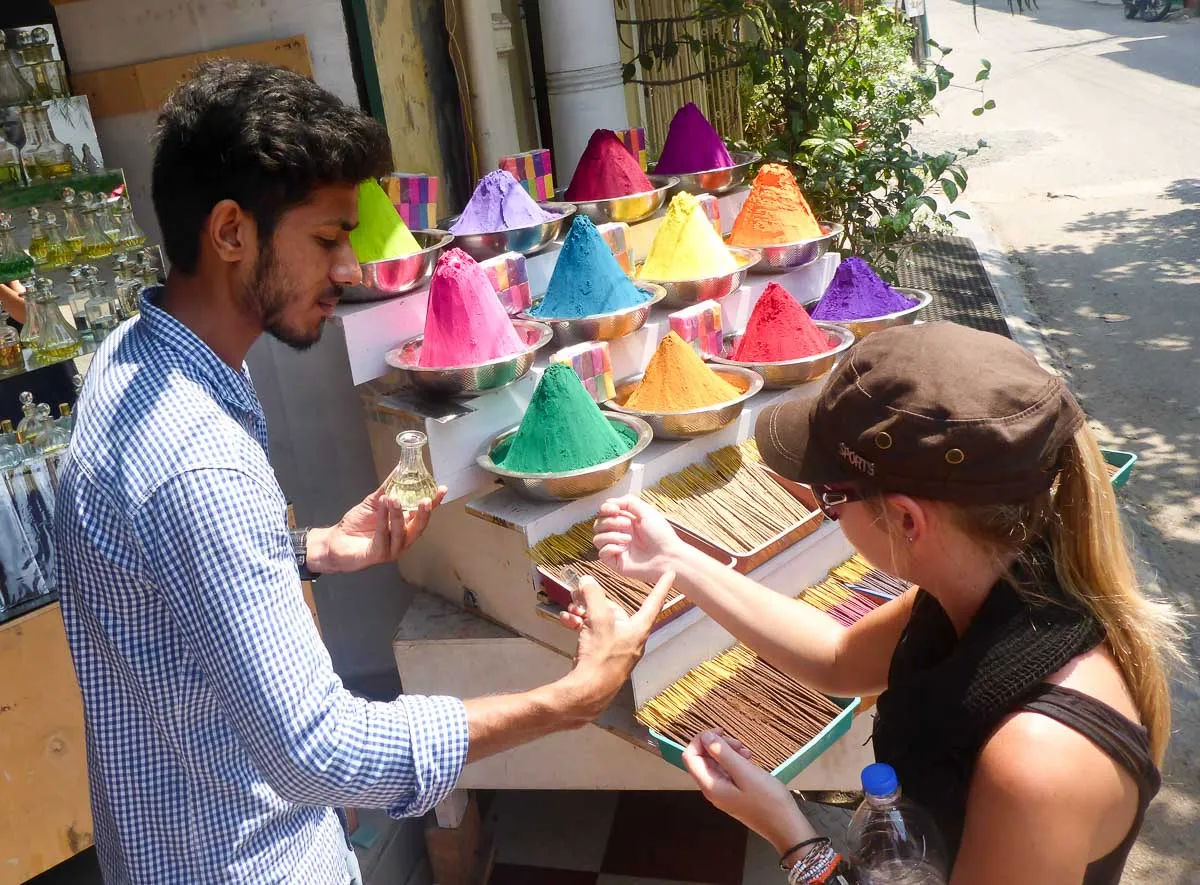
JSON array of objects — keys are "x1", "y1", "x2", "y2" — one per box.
[{"x1": 624, "y1": 0, "x2": 993, "y2": 280}]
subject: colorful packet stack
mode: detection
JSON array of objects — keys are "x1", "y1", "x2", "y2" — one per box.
[
  {"x1": 596, "y1": 221, "x2": 634, "y2": 275},
  {"x1": 499, "y1": 149, "x2": 555, "y2": 202},
  {"x1": 550, "y1": 340, "x2": 617, "y2": 404},
  {"x1": 669, "y1": 300, "x2": 724, "y2": 358},
  {"x1": 695, "y1": 193, "x2": 723, "y2": 238},
  {"x1": 615, "y1": 127, "x2": 648, "y2": 170},
  {"x1": 381, "y1": 173, "x2": 438, "y2": 231},
  {"x1": 480, "y1": 251, "x2": 532, "y2": 315}
]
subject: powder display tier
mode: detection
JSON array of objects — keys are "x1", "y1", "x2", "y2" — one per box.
[
  {"x1": 811, "y1": 256, "x2": 917, "y2": 321},
  {"x1": 565, "y1": 129, "x2": 655, "y2": 201},
  {"x1": 637, "y1": 192, "x2": 738, "y2": 282},
  {"x1": 733, "y1": 282, "x2": 833, "y2": 362},
  {"x1": 531, "y1": 216, "x2": 647, "y2": 318},
  {"x1": 728, "y1": 163, "x2": 823, "y2": 247},
  {"x1": 652, "y1": 103, "x2": 734, "y2": 175},
  {"x1": 623, "y1": 331, "x2": 741, "y2": 411},
  {"x1": 350, "y1": 178, "x2": 420, "y2": 263},
  {"x1": 493, "y1": 363, "x2": 637, "y2": 473},
  {"x1": 450, "y1": 169, "x2": 559, "y2": 235},
  {"x1": 418, "y1": 248, "x2": 527, "y2": 367}
]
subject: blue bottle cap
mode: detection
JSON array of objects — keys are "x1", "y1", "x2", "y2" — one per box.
[{"x1": 861, "y1": 762, "x2": 899, "y2": 797}]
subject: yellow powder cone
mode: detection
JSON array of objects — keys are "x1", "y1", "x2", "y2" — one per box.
[
  {"x1": 638, "y1": 192, "x2": 737, "y2": 281},
  {"x1": 350, "y1": 178, "x2": 420, "y2": 263}
]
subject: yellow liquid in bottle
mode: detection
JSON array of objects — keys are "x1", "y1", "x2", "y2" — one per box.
[
  {"x1": 35, "y1": 340, "x2": 82, "y2": 363},
  {"x1": 0, "y1": 163, "x2": 21, "y2": 187},
  {"x1": 0, "y1": 341, "x2": 22, "y2": 373},
  {"x1": 43, "y1": 242, "x2": 74, "y2": 270},
  {"x1": 38, "y1": 160, "x2": 74, "y2": 179},
  {"x1": 385, "y1": 471, "x2": 439, "y2": 510},
  {"x1": 28, "y1": 234, "x2": 49, "y2": 263},
  {"x1": 81, "y1": 239, "x2": 113, "y2": 259},
  {"x1": 119, "y1": 234, "x2": 147, "y2": 250},
  {"x1": 65, "y1": 235, "x2": 84, "y2": 256}
]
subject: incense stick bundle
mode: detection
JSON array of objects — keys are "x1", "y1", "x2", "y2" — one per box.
[
  {"x1": 799, "y1": 554, "x2": 912, "y2": 626},
  {"x1": 530, "y1": 519, "x2": 686, "y2": 621},
  {"x1": 637, "y1": 644, "x2": 843, "y2": 771},
  {"x1": 642, "y1": 444, "x2": 815, "y2": 554}
]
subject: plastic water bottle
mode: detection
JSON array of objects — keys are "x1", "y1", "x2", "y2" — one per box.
[{"x1": 847, "y1": 763, "x2": 948, "y2": 885}]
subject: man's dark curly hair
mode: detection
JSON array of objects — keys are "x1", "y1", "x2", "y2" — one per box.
[{"x1": 152, "y1": 59, "x2": 392, "y2": 274}]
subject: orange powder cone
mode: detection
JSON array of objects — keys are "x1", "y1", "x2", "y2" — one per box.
[
  {"x1": 729, "y1": 163, "x2": 824, "y2": 246},
  {"x1": 624, "y1": 332, "x2": 742, "y2": 411}
]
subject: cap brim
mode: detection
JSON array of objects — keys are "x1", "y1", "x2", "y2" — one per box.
[{"x1": 754, "y1": 397, "x2": 856, "y2": 486}]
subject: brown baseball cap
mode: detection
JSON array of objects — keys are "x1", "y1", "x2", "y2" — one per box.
[{"x1": 755, "y1": 322, "x2": 1086, "y2": 504}]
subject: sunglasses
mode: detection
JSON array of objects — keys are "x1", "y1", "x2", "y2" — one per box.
[{"x1": 811, "y1": 483, "x2": 866, "y2": 521}]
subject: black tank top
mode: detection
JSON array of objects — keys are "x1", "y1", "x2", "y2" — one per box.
[{"x1": 872, "y1": 569, "x2": 1160, "y2": 885}]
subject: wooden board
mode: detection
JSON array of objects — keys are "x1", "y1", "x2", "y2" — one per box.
[
  {"x1": 0, "y1": 604, "x2": 92, "y2": 884},
  {"x1": 71, "y1": 35, "x2": 314, "y2": 119}
]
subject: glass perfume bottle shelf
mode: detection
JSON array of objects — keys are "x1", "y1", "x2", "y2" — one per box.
[
  {"x1": 0, "y1": 335, "x2": 95, "y2": 381},
  {"x1": 0, "y1": 168, "x2": 125, "y2": 209}
]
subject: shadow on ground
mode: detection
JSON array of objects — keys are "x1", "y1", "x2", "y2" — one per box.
[
  {"x1": 1010, "y1": 177, "x2": 1200, "y2": 880},
  {"x1": 949, "y1": 0, "x2": 1199, "y2": 87}
]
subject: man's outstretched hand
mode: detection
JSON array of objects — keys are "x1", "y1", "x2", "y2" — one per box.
[{"x1": 305, "y1": 479, "x2": 447, "y2": 574}]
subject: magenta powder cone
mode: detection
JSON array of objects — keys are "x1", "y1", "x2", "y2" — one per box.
[{"x1": 653, "y1": 103, "x2": 734, "y2": 175}]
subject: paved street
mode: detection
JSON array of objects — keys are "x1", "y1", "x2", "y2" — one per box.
[{"x1": 917, "y1": 1, "x2": 1199, "y2": 880}]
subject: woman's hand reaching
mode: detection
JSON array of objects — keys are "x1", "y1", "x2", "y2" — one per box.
[
  {"x1": 592, "y1": 494, "x2": 689, "y2": 586},
  {"x1": 682, "y1": 729, "x2": 818, "y2": 858}
]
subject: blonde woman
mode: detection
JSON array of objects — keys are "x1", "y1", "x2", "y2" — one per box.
[{"x1": 589, "y1": 323, "x2": 1181, "y2": 885}]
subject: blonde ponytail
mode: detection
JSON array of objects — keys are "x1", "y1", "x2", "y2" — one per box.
[{"x1": 1045, "y1": 426, "x2": 1183, "y2": 764}]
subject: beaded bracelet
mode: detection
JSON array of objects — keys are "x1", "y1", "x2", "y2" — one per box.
[
  {"x1": 779, "y1": 837, "x2": 830, "y2": 870},
  {"x1": 787, "y1": 841, "x2": 843, "y2": 885}
]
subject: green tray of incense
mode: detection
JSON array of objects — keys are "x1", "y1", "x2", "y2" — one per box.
[{"x1": 1101, "y1": 448, "x2": 1137, "y2": 491}]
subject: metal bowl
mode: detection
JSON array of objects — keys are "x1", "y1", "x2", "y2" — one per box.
[
  {"x1": 707, "y1": 323, "x2": 856, "y2": 389},
  {"x1": 344, "y1": 230, "x2": 454, "y2": 303},
  {"x1": 603, "y1": 365, "x2": 764, "y2": 440},
  {"x1": 444, "y1": 202, "x2": 576, "y2": 261},
  {"x1": 383, "y1": 320, "x2": 553, "y2": 398},
  {"x1": 477, "y1": 412, "x2": 654, "y2": 501},
  {"x1": 564, "y1": 176, "x2": 679, "y2": 225},
  {"x1": 523, "y1": 282, "x2": 667, "y2": 346},
  {"x1": 652, "y1": 151, "x2": 761, "y2": 195},
  {"x1": 637, "y1": 247, "x2": 761, "y2": 309},
  {"x1": 737, "y1": 222, "x2": 844, "y2": 274},
  {"x1": 814, "y1": 288, "x2": 933, "y2": 341}
]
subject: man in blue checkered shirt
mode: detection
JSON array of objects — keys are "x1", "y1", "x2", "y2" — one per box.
[{"x1": 54, "y1": 60, "x2": 674, "y2": 884}]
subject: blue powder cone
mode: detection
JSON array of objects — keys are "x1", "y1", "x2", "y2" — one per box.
[{"x1": 532, "y1": 216, "x2": 648, "y2": 318}]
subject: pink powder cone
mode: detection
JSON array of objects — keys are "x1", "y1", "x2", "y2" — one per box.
[
  {"x1": 419, "y1": 248, "x2": 526, "y2": 368},
  {"x1": 653, "y1": 103, "x2": 733, "y2": 175}
]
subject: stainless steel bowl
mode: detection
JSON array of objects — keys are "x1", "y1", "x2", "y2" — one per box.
[
  {"x1": 652, "y1": 151, "x2": 762, "y2": 196},
  {"x1": 343, "y1": 230, "x2": 455, "y2": 303},
  {"x1": 707, "y1": 323, "x2": 856, "y2": 389},
  {"x1": 444, "y1": 203, "x2": 576, "y2": 261},
  {"x1": 523, "y1": 282, "x2": 667, "y2": 346},
  {"x1": 603, "y1": 365, "x2": 765, "y2": 440},
  {"x1": 564, "y1": 176, "x2": 679, "y2": 225},
  {"x1": 383, "y1": 320, "x2": 553, "y2": 398},
  {"x1": 739, "y1": 222, "x2": 844, "y2": 274},
  {"x1": 816, "y1": 288, "x2": 933, "y2": 341},
  {"x1": 477, "y1": 412, "x2": 654, "y2": 501},
  {"x1": 638, "y1": 247, "x2": 761, "y2": 309}
]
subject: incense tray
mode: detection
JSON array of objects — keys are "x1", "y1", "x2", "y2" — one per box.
[{"x1": 648, "y1": 695, "x2": 861, "y2": 784}]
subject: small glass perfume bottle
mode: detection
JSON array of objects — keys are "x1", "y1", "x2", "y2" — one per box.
[
  {"x1": 29, "y1": 28, "x2": 67, "y2": 101},
  {"x1": 0, "y1": 131, "x2": 23, "y2": 189},
  {"x1": 0, "y1": 301, "x2": 22, "y2": 377},
  {"x1": 97, "y1": 194, "x2": 121, "y2": 243},
  {"x1": 17, "y1": 107, "x2": 43, "y2": 184},
  {"x1": 31, "y1": 276, "x2": 81, "y2": 363},
  {"x1": 40, "y1": 210, "x2": 73, "y2": 271},
  {"x1": 79, "y1": 193, "x2": 113, "y2": 260},
  {"x1": 0, "y1": 32, "x2": 34, "y2": 107},
  {"x1": 386, "y1": 430, "x2": 438, "y2": 511},
  {"x1": 81, "y1": 145, "x2": 102, "y2": 174},
  {"x1": 0, "y1": 213, "x2": 34, "y2": 281},
  {"x1": 15, "y1": 392, "x2": 39, "y2": 443},
  {"x1": 26, "y1": 207, "x2": 49, "y2": 265},
  {"x1": 61, "y1": 188, "x2": 86, "y2": 257},
  {"x1": 84, "y1": 268, "x2": 120, "y2": 342},
  {"x1": 115, "y1": 197, "x2": 147, "y2": 250},
  {"x1": 29, "y1": 105, "x2": 74, "y2": 180},
  {"x1": 34, "y1": 402, "x2": 70, "y2": 454},
  {"x1": 17, "y1": 276, "x2": 40, "y2": 352},
  {"x1": 66, "y1": 268, "x2": 91, "y2": 340}
]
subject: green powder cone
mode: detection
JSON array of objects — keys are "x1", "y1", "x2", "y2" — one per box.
[
  {"x1": 496, "y1": 364, "x2": 636, "y2": 473},
  {"x1": 350, "y1": 178, "x2": 420, "y2": 263}
]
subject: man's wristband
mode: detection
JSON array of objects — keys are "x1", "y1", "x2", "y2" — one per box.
[{"x1": 290, "y1": 528, "x2": 320, "y2": 581}]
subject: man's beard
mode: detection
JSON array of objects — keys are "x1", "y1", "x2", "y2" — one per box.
[{"x1": 244, "y1": 245, "x2": 341, "y2": 351}]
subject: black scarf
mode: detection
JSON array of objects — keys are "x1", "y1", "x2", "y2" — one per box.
[{"x1": 872, "y1": 551, "x2": 1104, "y2": 864}]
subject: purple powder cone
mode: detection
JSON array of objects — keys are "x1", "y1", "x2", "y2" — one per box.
[
  {"x1": 653, "y1": 103, "x2": 734, "y2": 175},
  {"x1": 811, "y1": 257, "x2": 917, "y2": 321},
  {"x1": 451, "y1": 169, "x2": 559, "y2": 235}
]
